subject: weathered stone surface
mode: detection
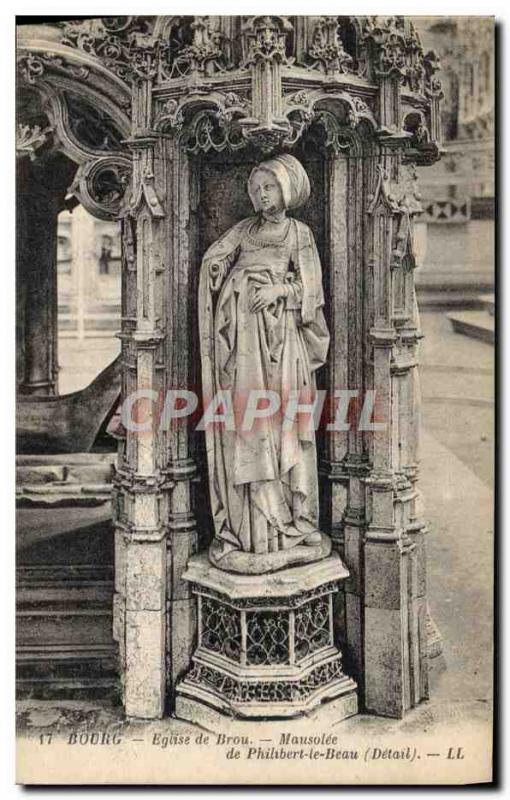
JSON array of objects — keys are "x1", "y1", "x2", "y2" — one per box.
[
  {"x1": 171, "y1": 531, "x2": 197, "y2": 601},
  {"x1": 114, "y1": 530, "x2": 127, "y2": 595},
  {"x1": 170, "y1": 598, "x2": 197, "y2": 687},
  {"x1": 364, "y1": 542, "x2": 406, "y2": 610},
  {"x1": 125, "y1": 609, "x2": 165, "y2": 719},
  {"x1": 343, "y1": 527, "x2": 363, "y2": 595},
  {"x1": 364, "y1": 607, "x2": 406, "y2": 718},
  {"x1": 344, "y1": 592, "x2": 363, "y2": 679},
  {"x1": 16, "y1": 465, "x2": 66, "y2": 484},
  {"x1": 125, "y1": 541, "x2": 166, "y2": 611},
  {"x1": 112, "y1": 592, "x2": 125, "y2": 647}
]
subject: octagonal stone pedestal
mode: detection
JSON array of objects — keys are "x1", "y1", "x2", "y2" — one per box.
[{"x1": 175, "y1": 552, "x2": 358, "y2": 725}]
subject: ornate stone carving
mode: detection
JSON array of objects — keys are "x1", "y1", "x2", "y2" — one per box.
[
  {"x1": 18, "y1": 52, "x2": 90, "y2": 85},
  {"x1": 307, "y1": 16, "x2": 353, "y2": 75},
  {"x1": 183, "y1": 656, "x2": 347, "y2": 704},
  {"x1": 283, "y1": 88, "x2": 377, "y2": 144},
  {"x1": 128, "y1": 166, "x2": 165, "y2": 218},
  {"x1": 101, "y1": 17, "x2": 137, "y2": 34},
  {"x1": 368, "y1": 162, "x2": 422, "y2": 219},
  {"x1": 237, "y1": 16, "x2": 294, "y2": 152},
  {"x1": 198, "y1": 595, "x2": 331, "y2": 667},
  {"x1": 153, "y1": 97, "x2": 184, "y2": 132},
  {"x1": 175, "y1": 553, "x2": 357, "y2": 720},
  {"x1": 362, "y1": 16, "x2": 431, "y2": 96},
  {"x1": 131, "y1": 39, "x2": 169, "y2": 82},
  {"x1": 191, "y1": 582, "x2": 339, "y2": 609},
  {"x1": 17, "y1": 53, "x2": 45, "y2": 84},
  {"x1": 241, "y1": 15, "x2": 293, "y2": 68},
  {"x1": 160, "y1": 16, "x2": 230, "y2": 79},
  {"x1": 401, "y1": 22, "x2": 425, "y2": 93},
  {"x1": 181, "y1": 111, "x2": 245, "y2": 154},
  {"x1": 313, "y1": 110, "x2": 356, "y2": 153},
  {"x1": 70, "y1": 155, "x2": 132, "y2": 220},
  {"x1": 16, "y1": 123, "x2": 53, "y2": 160},
  {"x1": 154, "y1": 91, "x2": 250, "y2": 139},
  {"x1": 59, "y1": 17, "x2": 155, "y2": 85},
  {"x1": 242, "y1": 124, "x2": 292, "y2": 153}
]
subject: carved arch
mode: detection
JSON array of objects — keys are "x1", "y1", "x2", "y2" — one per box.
[
  {"x1": 16, "y1": 36, "x2": 132, "y2": 108},
  {"x1": 17, "y1": 37, "x2": 132, "y2": 220},
  {"x1": 284, "y1": 88, "x2": 378, "y2": 136},
  {"x1": 153, "y1": 90, "x2": 250, "y2": 134}
]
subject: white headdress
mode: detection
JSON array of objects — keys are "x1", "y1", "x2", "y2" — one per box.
[{"x1": 248, "y1": 154, "x2": 311, "y2": 211}]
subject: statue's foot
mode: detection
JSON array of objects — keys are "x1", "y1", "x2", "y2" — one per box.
[{"x1": 209, "y1": 531, "x2": 332, "y2": 574}]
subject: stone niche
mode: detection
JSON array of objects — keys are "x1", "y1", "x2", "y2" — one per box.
[
  {"x1": 176, "y1": 136, "x2": 360, "y2": 727},
  {"x1": 190, "y1": 139, "x2": 330, "y2": 552}
]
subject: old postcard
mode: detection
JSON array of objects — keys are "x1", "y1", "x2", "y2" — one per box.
[{"x1": 15, "y1": 14, "x2": 494, "y2": 785}]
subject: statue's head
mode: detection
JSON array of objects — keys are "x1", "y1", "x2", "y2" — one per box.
[{"x1": 248, "y1": 154, "x2": 310, "y2": 215}]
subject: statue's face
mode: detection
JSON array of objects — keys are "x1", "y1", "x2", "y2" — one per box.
[{"x1": 250, "y1": 169, "x2": 284, "y2": 214}]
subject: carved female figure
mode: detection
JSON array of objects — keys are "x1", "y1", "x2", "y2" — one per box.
[{"x1": 199, "y1": 154, "x2": 330, "y2": 573}]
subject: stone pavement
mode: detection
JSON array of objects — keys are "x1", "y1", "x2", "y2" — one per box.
[{"x1": 419, "y1": 311, "x2": 493, "y2": 488}]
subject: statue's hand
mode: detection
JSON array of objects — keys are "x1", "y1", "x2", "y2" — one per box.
[{"x1": 249, "y1": 284, "x2": 283, "y2": 313}]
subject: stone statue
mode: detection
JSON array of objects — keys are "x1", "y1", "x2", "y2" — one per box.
[{"x1": 198, "y1": 154, "x2": 331, "y2": 573}]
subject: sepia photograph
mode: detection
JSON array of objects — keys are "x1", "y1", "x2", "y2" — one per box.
[{"x1": 14, "y1": 12, "x2": 495, "y2": 785}]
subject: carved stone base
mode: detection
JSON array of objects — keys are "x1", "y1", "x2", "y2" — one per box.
[
  {"x1": 175, "y1": 553, "x2": 358, "y2": 721},
  {"x1": 175, "y1": 686, "x2": 358, "y2": 733},
  {"x1": 209, "y1": 531, "x2": 332, "y2": 574}
]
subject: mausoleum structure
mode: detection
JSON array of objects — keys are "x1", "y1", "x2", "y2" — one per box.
[{"x1": 16, "y1": 16, "x2": 443, "y2": 722}]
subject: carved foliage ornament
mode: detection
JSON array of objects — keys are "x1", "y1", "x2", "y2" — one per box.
[
  {"x1": 362, "y1": 16, "x2": 438, "y2": 96},
  {"x1": 18, "y1": 52, "x2": 90, "y2": 85},
  {"x1": 314, "y1": 111, "x2": 353, "y2": 152},
  {"x1": 16, "y1": 123, "x2": 53, "y2": 160},
  {"x1": 70, "y1": 156, "x2": 132, "y2": 220},
  {"x1": 60, "y1": 17, "x2": 155, "y2": 84},
  {"x1": 181, "y1": 111, "x2": 245, "y2": 154},
  {"x1": 241, "y1": 16, "x2": 293, "y2": 67},
  {"x1": 176, "y1": 89, "x2": 371, "y2": 156},
  {"x1": 284, "y1": 89, "x2": 376, "y2": 147},
  {"x1": 154, "y1": 91, "x2": 249, "y2": 134},
  {"x1": 307, "y1": 17, "x2": 353, "y2": 75},
  {"x1": 58, "y1": 17, "x2": 232, "y2": 84},
  {"x1": 161, "y1": 16, "x2": 230, "y2": 79}
]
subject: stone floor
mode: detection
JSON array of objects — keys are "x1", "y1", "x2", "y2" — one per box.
[{"x1": 17, "y1": 312, "x2": 494, "y2": 743}]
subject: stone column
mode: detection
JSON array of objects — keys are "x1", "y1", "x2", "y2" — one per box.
[
  {"x1": 322, "y1": 150, "x2": 349, "y2": 550},
  {"x1": 363, "y1": 151, "x2": 428, "y2": 717},
  {"x1": 17, "y1": 156, "x2": 74, "y2": 395},
  {"x1": 113, "y1": 61, "x2": 170, "y2": 718},
  {"x1": 321, "y1": 141, "x2": 367, "y2": 692},
  {"x1": 114, "y1": 47, "x2": 199, "y2": 717},
  {"x1": 162, "y1": 137, "x2": 198, "y2": 700}
]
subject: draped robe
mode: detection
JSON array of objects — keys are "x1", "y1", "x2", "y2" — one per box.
[{"x1": 198, "y1": 215, "x2": 329, "y2": 562}]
